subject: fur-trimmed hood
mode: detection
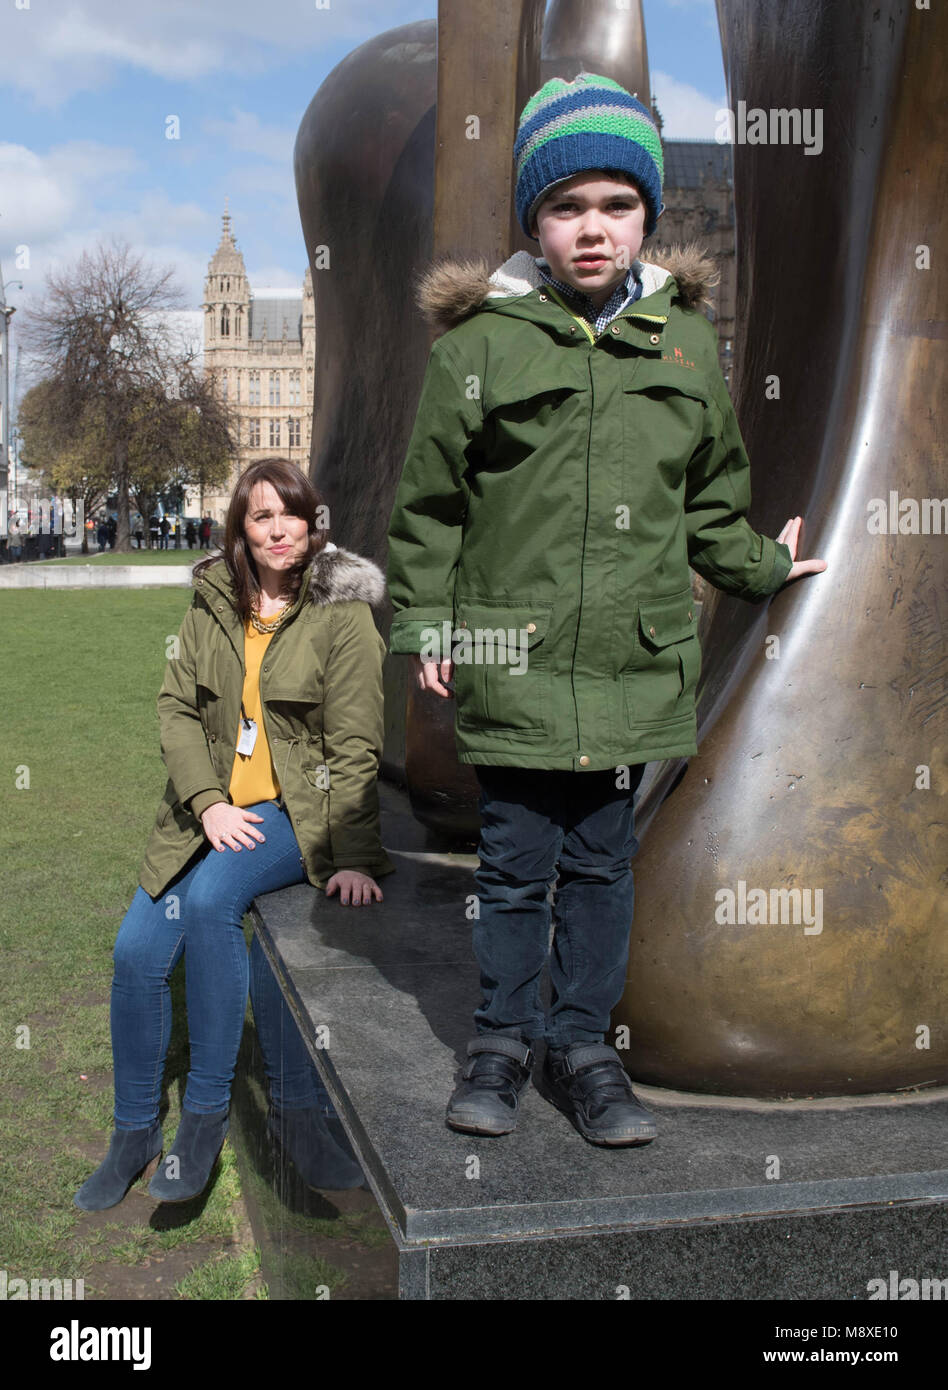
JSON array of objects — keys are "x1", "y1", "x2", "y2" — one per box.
[
  {"x1": 194, "y1": 541, "x2": 387, "y2": 609},
  {"x1": 303, "y1": 541, "x2": 387, "y2": 608},
  {"x1": 416, "y1": 242, "x2": 718, "y2": 337}
]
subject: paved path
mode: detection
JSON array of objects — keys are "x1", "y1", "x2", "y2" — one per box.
[{"x1": 0, "y1": 557, "x2": 197, "y2": 589}]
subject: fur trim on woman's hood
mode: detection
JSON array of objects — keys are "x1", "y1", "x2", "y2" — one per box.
[
  {"x1": 193, "y1": 542, "x2": 387, "y2": 609},
  {"x1": 416, "y1": 242, "x2": 719, "y2": 337}
]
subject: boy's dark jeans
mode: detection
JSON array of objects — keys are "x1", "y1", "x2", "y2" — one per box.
[{"x1": 471, "y1": 762, "x2": 647, "y2": 1048}]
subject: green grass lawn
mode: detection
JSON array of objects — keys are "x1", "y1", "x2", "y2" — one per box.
[
  {"x1": 0, "y1": 589, "x2": 268, "y2": 1299},
  {"x1": 0, "y1": 586, "x2": 387, "y2": 1301}
]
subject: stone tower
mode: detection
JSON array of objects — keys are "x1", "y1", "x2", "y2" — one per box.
[
  {"x1": 203, "y1": 202, "x2": 250, "y2": 353},
  {"x1": 196, "y1": 204, "x2": 315, "y2": 522}
]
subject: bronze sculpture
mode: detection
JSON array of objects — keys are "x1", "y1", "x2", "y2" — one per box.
[{"x1": 616, "y1": 0, "x2": 947, "y2": 1094}]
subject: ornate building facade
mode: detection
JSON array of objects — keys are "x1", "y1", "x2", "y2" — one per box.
[
  {"x1": 650, "y1": 135, "x2": 736, "y2": 381},
  {"x1": 196, "y1": 208, "x2": 315, "y2": 521}
]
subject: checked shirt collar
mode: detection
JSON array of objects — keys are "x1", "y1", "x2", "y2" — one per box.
[{"x1": 535, "y1": 258, "x2": 644, "y2": 336}]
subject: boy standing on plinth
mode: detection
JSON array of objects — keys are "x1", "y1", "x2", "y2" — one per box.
[{"x1": 386, "y1": 74, "x2": 824, "y2": 1145}]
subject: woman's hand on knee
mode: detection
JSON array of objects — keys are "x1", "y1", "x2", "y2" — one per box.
[
  {"x1": 201, "y1": 801, "x2": 266, "y2": 852},
  {"x1": 325, "y1": 869, "x2": 383, "y2": 906}
]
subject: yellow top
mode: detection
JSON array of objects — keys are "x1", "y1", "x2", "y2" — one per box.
[{"x1": 228, "y1": 617, "x2": 281, "y2": 808}]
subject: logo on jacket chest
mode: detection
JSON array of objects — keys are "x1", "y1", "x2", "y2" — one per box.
[{"x1": 662, "y1": 346, "x2": 697, "y2": 370}]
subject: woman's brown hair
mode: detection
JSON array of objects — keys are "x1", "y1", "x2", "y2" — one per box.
[{"x1": 193, "y1": 458, "x2": 329, "y2": 619}]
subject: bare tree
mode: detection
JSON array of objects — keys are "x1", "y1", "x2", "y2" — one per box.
[{"x1": 21, "y1": 239, "x2": 234, "y2": 550}]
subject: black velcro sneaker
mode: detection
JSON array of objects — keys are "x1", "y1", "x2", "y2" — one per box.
[
  {"x1": 446, "y1": 1035, "x2": 535, "y2": 1136},
  {"x1": 541, "y1": 1042, "x2": 658, "y2": 1147}
]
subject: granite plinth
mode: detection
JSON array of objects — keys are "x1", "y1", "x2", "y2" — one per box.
[{"x1": 244, "y1": 782, "x2": 948, "y2": 1300}]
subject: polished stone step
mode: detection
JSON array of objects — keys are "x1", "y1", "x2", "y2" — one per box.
[{"x1": 243, "y1": 782, "x2": 948, "y2": 1300}]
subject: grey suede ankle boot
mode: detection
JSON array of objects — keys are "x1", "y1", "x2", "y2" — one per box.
[
  {"x1": 74, "y1": 1122, "x2": 163, "y2": 1211},
  {"x1": 148, "y1": 1109, "x2": 229, "y2": 1203}
]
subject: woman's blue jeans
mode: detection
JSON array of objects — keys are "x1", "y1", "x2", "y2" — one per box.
[
  {"x1": 471, "y1": 764, "x2": 647, "y2": 1048},
  {"x1": 111, "y1": 800, "x2": 331, "y2": 1129}
]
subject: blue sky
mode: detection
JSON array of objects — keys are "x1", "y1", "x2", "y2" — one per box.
[{"x1": 0, "y1": 0, "x2": 725, "y2": 371}]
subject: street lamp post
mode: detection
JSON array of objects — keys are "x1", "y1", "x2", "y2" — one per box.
[
  {"x1": 0, "y1": 269, "x2": 24, "y2": 510},
  {"x1": 9, "y1": 424, "x2": 19, "y2": 504}
]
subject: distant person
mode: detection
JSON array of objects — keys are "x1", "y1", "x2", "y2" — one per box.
[
  {"x1": 185, "y1": 520, "x2": 197, "y2": 549},
  {"x1": 148, "y1": 514, "x2": 160, "y2": 549},
  {"x1": 134, "y1": 526, "x2": 144, "y2": 550},
  {"x1": 107, "y1": 516, "x2": 117, "y2": 549},
  {"x1": 199, "y1": 514, "x2": 212, "y2": 550},
  {"x1": 159, "y1": 516, "x2": 171, "y2": 551},
  {"x1": 8, "y1": 517, "x2": 23, "y2": 562},
  {"x1": 173, "y1": 520, "x2": 182, "y2": 550},
  {"x1": 49, "y1": 499, "x2": 62, "y2": 558},
  {"x1": 74, "y1": 458, "x2": 394, "y2": 1212},
  {"x1": 97, "y1": 519, "x2": 109, "y2": 553}
]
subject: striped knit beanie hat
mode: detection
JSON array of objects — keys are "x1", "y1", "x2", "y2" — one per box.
[{"x1": 514, "y1": 72, "x2": 664, "y2": 239}]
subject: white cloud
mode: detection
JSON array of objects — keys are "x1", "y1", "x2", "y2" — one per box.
[
  {"x1": 203, "y1": 110, "x2": 296, "y2": 166},
  {"x1": 45, "y1": 8, "x2": 222, "y2": 81},
  {"x1": 0, "y1": 0, "x2": 427, "y2": 106},
  {"x1": 0, "y1": 139, "x2": 220, "y2": 319},
  {"x1": 131, "y1": 192, "x2": 211, "y2": 239},
  {"x1": 227, "y1": 162, "x2": 296, "y2": 195},
  {"x1": 0, "y1": 140, "x2": 141, "y2": 244},
  {"x1": 652, "y1": 71, "x2": 726, "y2": 140},
  {"x1": 0, "y1": 145, "x2": 72, "y2": 245}
]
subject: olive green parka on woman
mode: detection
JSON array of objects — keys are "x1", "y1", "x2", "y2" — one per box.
[
  {"x1": 386, "y1": 247, "x2": 793, "y2": 771},
  {"x1": 138, "y1": 543, "x2": 396, "y2": 898}
]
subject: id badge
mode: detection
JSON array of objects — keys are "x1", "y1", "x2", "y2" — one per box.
[{"x1": 236, "y1": 717, "x2": 258, "y2": 757}]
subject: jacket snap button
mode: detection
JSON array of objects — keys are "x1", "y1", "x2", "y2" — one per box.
[
  {"x1": 209, "y1": 733, "x2": 217, "y2": 742},
  {"x1": 579, "y1": 755, "x2": 590, "y2": 766},
  {"x1": 526, "y1": 621, "x2": 536, "y2": 633},
  {"x1": 569, "y1": 326, "x2": 576, "y2": 333},
  {"x1": 649, "y1": 333, "x2": 661, "y2": 344},
  {"x1": 611, "y1": 325, "x2": 620, "y2": 335},
  {"x1": 649, "y1": 624, "x2": 656, "y2": 637},
  {"x1": 217, "y1": 604, "x2": 223, "y2": 612},
  {"x1": 538, "y1": 293, "x2": 548, "y2": 301}
]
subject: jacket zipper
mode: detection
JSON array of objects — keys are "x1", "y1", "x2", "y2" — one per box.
[
  {"x1": 543, "y1": 284, "x2": 596, "y2": 344},
  {"x1": 543, "y1": 283, "x2": 670, "y2": 343},
  {"x1": 227, "y1": 597, "x2": 302, "y2": 813},
  {"x1": 255, "y1": 625, "x2": 299, "y2": 812}
]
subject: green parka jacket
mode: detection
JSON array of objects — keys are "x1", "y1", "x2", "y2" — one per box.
[
  {"x1": 138, "y1": 542, "x2": 396, "y2": 898},
  {"x1": 386, "y1": 247, "x2": 793, "y2": 771}
]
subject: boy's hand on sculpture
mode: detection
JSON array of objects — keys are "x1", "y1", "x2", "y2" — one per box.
[
  {"x1": 777, "y1": 515, "x2": 828, "y2": 584},
  {"x1": 410, "y1": 654, "x2": 455, "y2": 699}
]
